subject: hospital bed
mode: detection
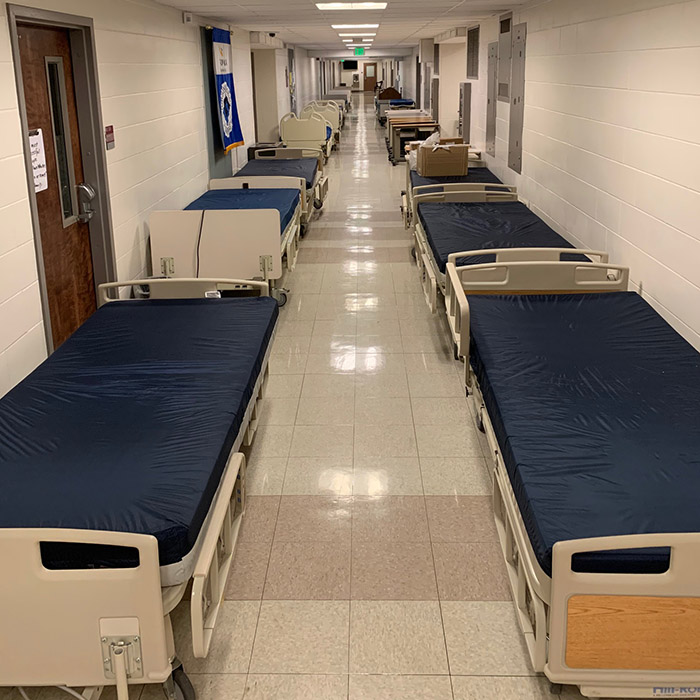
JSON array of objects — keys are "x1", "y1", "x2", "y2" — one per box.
[
  {"x1": 445, "y1": 261, "x2": 700, "y2": 697},
  {"x1": 150, "y1": 177, "x2": 304, "y2": 306},
  {"x1": 324, "y1": 90, "x2": 351, "y2": 112},
  {"x1": 301, "y1": 102, "x2": 341, "y2": 146},
  {"x1": 376, "y1": 92, "x2": 415, "y2": 125},
  {"x1": 236, "y1": 147, "x2": 329, "y2": 227},
  {"x1": 308, "y1": 99, "x2": 345, "y2": 128},
  {"x1": 401, "y1": 158, "x2": 502, "y2": 228},
  {"x1": 0, "y1": 277, "x2": 278, "y2": 700},
  {"x1": 280, "y1": 112, "x2": 333, "y2": 160}
]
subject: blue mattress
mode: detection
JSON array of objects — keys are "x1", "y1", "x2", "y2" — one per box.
[
  {"x1": 410, "y1": 168, "x2": 502, "y2": 189},
  {"x1": 0, "y1": 297, "x2": 278, "y2": 569},
  {"x1": 468, "y1": 292, "x2": 700, "y2": 576},
  {"x1": 326, "y1": 125, "x2": 333, "y2": 140},
  {"x1": 417, "y1": 201, "x2": 585, "y2": 273},
  {"x1": 186, "y1": 188, "x2": 300, "y2": 233},
  {"x1": 235, "y1": 158, "x2": 318, "y2": 189},
  {"x1": 390, "y1": 99, "x2": 414, "y2": 106}
]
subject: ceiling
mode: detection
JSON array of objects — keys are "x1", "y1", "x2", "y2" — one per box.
[{"x1": 162, "y1": 0, "x2": 525, "y2": 51}]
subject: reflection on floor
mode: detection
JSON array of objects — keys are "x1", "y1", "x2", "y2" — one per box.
[{"x1": 26, "y1": 94, "x2": 587, "y2": 700}]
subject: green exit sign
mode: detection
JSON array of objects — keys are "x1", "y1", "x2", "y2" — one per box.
[{"x1": 354, "y1": 47, "x2": 365, "y2": 56}]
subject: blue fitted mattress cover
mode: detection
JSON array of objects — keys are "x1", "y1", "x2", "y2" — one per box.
[
  {"x1": 410, "y1": 167, "x2": 502, "y2": 190},
  {"x1": 236, "y1": 158, "x2": 318, "y2": 190},
  {"x1": 390, "y1": 99, "x2": 415, "y2": 106},
  {"x1": 186, "y1": 188, "x2": 300, "y2": 233},
  {"x1": 0, "y1": 297, "x2": 278, "y2": 569},
  {"x1": 326, "y1": 125, "x2": 333, "y2": 140},
  {"x1": 417, "y1": 201, "x2": 584, "y2": 273},
  {"x1": 468, "y1": 292, "x2": 700, "y2": 576}
]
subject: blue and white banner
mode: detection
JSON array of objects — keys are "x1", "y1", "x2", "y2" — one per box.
[{"x1": 212, "y1": 28, "x2": 244, "y2": 153}]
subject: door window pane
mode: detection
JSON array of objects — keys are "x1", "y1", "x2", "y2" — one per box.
[
  {"x1": 366, "y1": 65, "x2": 375, "y2": 78},
  {"x1": 46, "y1": 57, "x2": 77, "y2": 224}
]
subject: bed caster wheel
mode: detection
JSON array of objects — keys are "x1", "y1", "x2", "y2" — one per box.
[
  {"x1": 477, "y1": 415, "x2": 485, "y2": 433},
  {"x1": 276, "y1": 291, "x2": 288, "y2": 307},
  {"x1": 164, "y1": 667, "x2": 196, "y2": 700},
  {"x1": 300, "y1": 224, "x2": 308, "y2": 237},
  {"x1": 453, "y1": 343, "x2": 460, "y2": 361},
  {"x1": 549, "y1": 683, "x2": 563, "y2": 695},
  {"x1": 313, "y1": 198, "x2": 324, "y2": 210},
  {"x1": 410, "y1": 246, "x2": 417, "y2": 261}
]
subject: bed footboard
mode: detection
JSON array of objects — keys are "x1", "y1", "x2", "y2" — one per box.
[
  {"x1": 547, "y1": 534, "x2": 700, "y2": 697},
  {"x1": 0, "y1": 528, "x2": 169, "y2": 690}
]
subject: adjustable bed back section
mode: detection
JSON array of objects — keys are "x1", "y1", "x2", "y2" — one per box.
[
  {"x1": 0, "y1": 296, "x2": 278, "y2": 571},
  {"x1": 467, "y1": 291, "x2": 700, "y2": 577},
  {"x1": 418, "y1": 201, "x2": 588, "y2": 273},
  {"x1": 235, "y1": 158, "x2": 319, "y2": 190}
]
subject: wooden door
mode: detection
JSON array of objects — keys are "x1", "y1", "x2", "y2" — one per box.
[
  {"x1": 363, "y1": 62, "x2": 377, "y2": 92},
  {"x1": 18, "y1": 23, "x2": 96, "y2": 348}
]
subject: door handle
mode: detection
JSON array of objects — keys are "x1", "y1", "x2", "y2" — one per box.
[{"x1": 76, "y1": 182, "x2": 96, "y2": 223}]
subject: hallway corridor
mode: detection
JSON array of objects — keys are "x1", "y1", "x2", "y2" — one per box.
[{"x1": 168, "y1": 96, "x2": 572, "y2": 700}]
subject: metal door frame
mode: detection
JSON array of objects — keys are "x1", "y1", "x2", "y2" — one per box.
[{"x1": 8, "y1": 4, "x2": 116, "y2": 353}]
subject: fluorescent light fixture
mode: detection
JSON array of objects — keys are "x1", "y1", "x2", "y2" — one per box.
[
  {"x1": 342, "y1": 39, "x2": 353, "y2": 42},
  {"x1": 362, "y1": 38, "x2": 374, "y2": 42},
  {"x1": 338, "y1": 32, "x2": 376, "y2": 36},
  {"x1": 317, "y1": 2, "x2": 387, "y2": 8},
  {"x1": 332, "y1": 24, "x2": 379, "y2": 29}
]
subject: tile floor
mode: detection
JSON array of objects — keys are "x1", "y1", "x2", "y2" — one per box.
[{"x1": 3, "y1": 96, "x2": 587, "y2": 700}]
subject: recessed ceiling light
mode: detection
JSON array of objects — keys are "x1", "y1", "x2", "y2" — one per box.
[
  {"x1": 332, "y1": 24, "x2": 379, "y2": 29},
  {"x1": 317, "y1": 2, "x2": 387, "y2": 9},
  {"x1": 338, "y1": 32, "x2": 376, "y2": 36}
]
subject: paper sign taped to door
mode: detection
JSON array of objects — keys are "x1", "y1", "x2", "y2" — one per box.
[{"x1": 29, "y1": 129, "x2": 48, "y2": 193}]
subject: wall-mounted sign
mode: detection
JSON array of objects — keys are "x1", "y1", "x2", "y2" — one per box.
[
  {"x1": 354, "y1": 47, "x2": 365, "y2": 56},
  {"x1": 29, "y1": 129, "x2": 47, "y2": 193},
  {"x1": 105, "y1": 125, "x2": 115, "y2": 150}
]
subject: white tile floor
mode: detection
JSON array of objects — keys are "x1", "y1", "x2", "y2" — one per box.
[{"x1": 0, "y1": 95, "x2": 591, "y2": 700}]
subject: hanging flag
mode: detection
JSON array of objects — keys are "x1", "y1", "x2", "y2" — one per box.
[{"x1": 212, "y1": 28, "x2": 244, "y2": 152}]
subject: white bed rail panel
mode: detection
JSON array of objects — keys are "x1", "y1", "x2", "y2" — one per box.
[
  {"x1": 547, "y1": 533, "x2": 700, "y2": 696},
  {"x1": 253, "y1": 147, "x2": 323, "y2": 164},
  {"x1": 210, "y1": 175, "x2": 305, "y2": 194},
  {"x1": 149, "y1": 209, "x2": 282, "y2": 282},
  {"x1": 0, "y1": 528, "x2": 169, "y2": 687},
  {"x1": 98, "y1": 278, "x2": 270, "y2": 305}
]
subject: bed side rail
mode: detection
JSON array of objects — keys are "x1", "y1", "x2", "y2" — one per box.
[
  {"x1": 98, "y1": 278, "x2": 270, "y2": 306},
  {"x1": 191, "y1": 452, "x2": 246, "y2": 658},
  {"x1": 547, "y1": 533, "x2": 700, "y2": 691},
  {"x1": 0, "y1": 528, "x2": 169, "y2": 688}
]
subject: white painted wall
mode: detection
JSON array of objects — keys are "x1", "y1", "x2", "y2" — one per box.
[
  {"x1": 294, "y1": 47, "x2": 319, "y2": 113},
  {"x1": 0, "y1": 0, "x2": 255, "y2": 396},
  {"x1": 275, "y1": 49, "x2": 291, "y2": 120},
  {"x1": 400, "y1": 49, "x2": 419, "y2": 100},
  {"x1": 230, "y1": 29, "x2": 255, "y2": 172},
  {"x1": 458, "y1": 0, "x2": 700, "y2": 349},
  {"x1": 437, "y1": 42, "x2": 466, "y2": 137}
]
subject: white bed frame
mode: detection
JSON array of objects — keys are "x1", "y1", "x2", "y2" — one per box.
[
  {"x1": 410, "y1": 183, "x2": 519, "y2": 312},
  {"x1": 324, "y1": 90, "x2": 351, "y2": 111},
  {"x1": 443, "y1": 260, "x2": 700, "y2": 697},
  {"x1": 307, "y1": 99, "x2": 344, "y2": 127},
  {"x1": 280, "y1": 112, "x2": 333, "y2": 159},
  {"x1": 0, "y1": 277, "x2": 274, "y2": 700},
  {"x1": 253, "y1": 147, "x2": 329, "y2": 222},
  {"x1": 301, "y1": 102, "x2": 341, "y2": 146}
]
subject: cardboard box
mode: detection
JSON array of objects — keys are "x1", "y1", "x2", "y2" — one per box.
[
  {"x1": 406, "y1": 137, "x2": 464, "y2": 153},
  {"x1": 417, "y1": 141, "x2": 469, "y2": 176}
]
